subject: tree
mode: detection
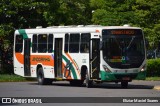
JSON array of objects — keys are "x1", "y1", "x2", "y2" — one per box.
[
  {"x1": 44, "y1": 0, "x2": 91, "y2": 26},
  {"x1": 0, "y1": 0, "x2": 48, "y2": 73},
  {"x1": 1, "y1": 0, "x2": 160, "y2": 74},
  {"x1": 90, "y1": 0, "x2": 136, "y2": 25},
  {"x1": 133, "y1": 0, "x2": 160, "y2": 49}
]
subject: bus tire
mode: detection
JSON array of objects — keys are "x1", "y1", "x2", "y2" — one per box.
[
  {"x1": 37, "y1": 67, "x2": 52, "y2": 85},
  {"x1": 86, "y1": 73, "x2": 93, "y2": 88},
  {"x1": 121, "y1": 81, "x2": 128, "y2": 88}
]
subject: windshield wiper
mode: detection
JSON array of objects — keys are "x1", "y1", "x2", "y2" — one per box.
[{"x1": 127, "y1": 36, "x2": 135, "y2": 50}]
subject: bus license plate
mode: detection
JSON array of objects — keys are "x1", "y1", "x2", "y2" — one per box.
[{"x1": 122, "y1": 77, "x2": 130, "y2": 81}]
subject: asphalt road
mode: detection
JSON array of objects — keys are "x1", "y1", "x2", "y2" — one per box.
[{"x1": 0, "y1": 81, "x2": 160, "y2": 106}]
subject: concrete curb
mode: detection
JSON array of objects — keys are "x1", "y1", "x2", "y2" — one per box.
[{"x1": 154, "y1": 86, "x2": 160, "y2": 90}]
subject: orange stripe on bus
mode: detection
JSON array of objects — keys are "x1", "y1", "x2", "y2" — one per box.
[
  {"x1": 15, "y1": 53, "x2": 24, "y2": 64},
  {"x1": 15, "y1": 53, "x2": 54, "y2": 66},
  {"x1": 62, "y1": 62, "x2": 72, "y2": 79}
]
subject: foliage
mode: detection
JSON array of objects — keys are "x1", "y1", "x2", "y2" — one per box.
[
  {"x1": 91, "y1": 0, "x2": 135, "y2": 26},
  {"x1": 91, "y1": 0, "x2": 160, "y2": 48},
  {"x1": 0, "y1": 0, "x2": 49, "y2": 74},
  {"x1": 43, "y1": 0, "x2": 91, "y2": 25},
  {"x1": 0, "y1": 0, "x2": 160, "y2": 74},
  {"x1": 132, "y1": 0, "x2": 160, "y2": 48},
  {"x1": 0, "y1": 0, "x2": 160, "y2": 46},
  {"x1": 147, "y1": 59, "x2": 160, "y2": 77}
]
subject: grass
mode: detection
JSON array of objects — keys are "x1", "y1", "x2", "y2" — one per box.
[
  {"x1": 146, "y1": 77, "x2": 160, "y2": 81},
  {"x1": 0, "y1": 74, "x2": 36, "y2": 82},
  {"x1": 0, "y1": 74, "x2": 160, "y2": 82}
]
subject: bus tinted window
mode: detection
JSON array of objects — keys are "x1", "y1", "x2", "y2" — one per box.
[
  {"x1": 69, "y1": 33, "x2": 80, "y2": 53},
  {"x1": 64, "y1": 34, "x2": 69, "y2": 53},
  {"x1": 48, "y1": 34, "x2": 53, "y2": 53},
  {"x1": 32, "y1": 34, "x2": 37, "y2": 53},
  {"x1": 38, "y1": 34, "x2": 47, "y2": 53},
  {"x1": 15, "y1": 35, "x2": 23, "y2": 53},
  {"x1": 80, "y1": 33, "x2": 90, "y2": 53}
]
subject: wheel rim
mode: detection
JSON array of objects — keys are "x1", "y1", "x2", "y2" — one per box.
[
  {"x1": 85, "y1": 74, "x2": 89, "y2": 86},
  {"x1": 38, "y1": 73, "x2": 43, "y2": 84}
]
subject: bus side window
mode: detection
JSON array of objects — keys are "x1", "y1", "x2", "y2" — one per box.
[
  {"x1": 15, "y1": 35, "x2": 23, "y2": 53},
  {"x1": 69, "y1": 33, "x2": 80, "y2": 53},
  {"x1": 80, "y1": 33, "x2": 90, "y2": 53},
  {"x1": 38, "y1": 34, "x2": 47, "y2": 53},
  {"x1": 48, "y1": 34, "x2": 53, "y2": 53},
  {"x1": 32, "y1": 34, "x2": 37, "y2": 53},
  {"x1": 64, "y1": 33, "x2": 69, "y2": 53}
]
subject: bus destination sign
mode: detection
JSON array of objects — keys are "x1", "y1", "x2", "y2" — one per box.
[
  {"x1": 102, "y1": 29, "x2": 142, "y2": 36},
  {"x1": 111, "y1": 30, "x2": 135, "y2": 35}
]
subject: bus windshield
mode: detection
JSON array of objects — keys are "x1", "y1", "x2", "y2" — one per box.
[{"x1": 102, "y1": 29, "x2": 145, "y2": 69}]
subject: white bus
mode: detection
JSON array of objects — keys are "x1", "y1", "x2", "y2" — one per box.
[{"x1": 13, "y1": 25, "x2": 147, "y2": 88}]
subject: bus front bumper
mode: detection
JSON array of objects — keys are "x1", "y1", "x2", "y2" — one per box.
[{"x1": 100, "y1": 71, "x2": 146, "y2": 82}]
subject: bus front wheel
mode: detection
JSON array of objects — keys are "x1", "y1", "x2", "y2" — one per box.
[{"x1": 121, "y1": 81, "x2": 128, "y2": 88}]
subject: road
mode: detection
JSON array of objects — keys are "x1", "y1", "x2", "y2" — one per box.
[{"x1": 0, "y1": 81, "x2": 160, "y2": 106}]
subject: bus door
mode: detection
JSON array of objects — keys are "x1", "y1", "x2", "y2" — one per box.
[
  {"x1": 24, "y1": 38, "x2": 31, "y2": 76},
  {"x1": 90, "y1": 33, "x2": 100, "y2": 79},
  {"x1": 54, "y1": 38, "x2": 63, "y2": 78}
]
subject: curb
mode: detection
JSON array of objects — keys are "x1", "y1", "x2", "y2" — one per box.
[{"x1": 154, "y1": 86, "x2": 160, "y2": 90}]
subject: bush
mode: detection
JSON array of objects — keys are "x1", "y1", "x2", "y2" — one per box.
[
  {"x1": 0, "y1": 63, "x2": 13, "y2": 74},
  {"x1": 147, "y1": 59, "x2": 160, "y2": 77}
]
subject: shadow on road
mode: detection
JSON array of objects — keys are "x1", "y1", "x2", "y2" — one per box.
[
  {"x1": 28, "y1": 82, "x2": 154, "y2": 89},
  {"x1": 90, "y1": 83, "x2": 154, "y2": 89}
]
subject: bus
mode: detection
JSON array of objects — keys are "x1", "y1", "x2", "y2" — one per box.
[{"x1": 13, "y1": 25, "x2": 147, "y2": 88}]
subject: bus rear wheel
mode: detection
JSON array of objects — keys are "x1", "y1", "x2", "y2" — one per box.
[
  {"x1": 86, "y1": 73, "x2": 93, "y2": 88},
  {"x1": 121, "y1": 81, "x2": 128, "y2": 88},
  {"x1": 37, "y1": 67, "x2": 52, "y2": 85}
]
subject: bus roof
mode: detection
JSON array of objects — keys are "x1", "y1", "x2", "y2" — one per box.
[{"x1": 14, "y1": 25, "x2": 142, "y2": 35}]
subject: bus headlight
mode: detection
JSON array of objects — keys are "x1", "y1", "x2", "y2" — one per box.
[
  {"x1": 103, "y1": 65, "x2": 111, "y2": 73},
  {"x1": 140, "y1": 65, "x2": 146, "y2": 72}
]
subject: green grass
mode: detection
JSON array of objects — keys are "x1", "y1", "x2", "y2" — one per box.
[
  {"x1": 146, "y1": 77, "x2": 160, "y2": 81},
  {"x1": 0, "y1": 74, "x2": 36, "y2": 82}
]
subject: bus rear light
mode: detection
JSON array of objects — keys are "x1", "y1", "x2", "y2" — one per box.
[{"x1": 103, "y1": 65, "x2": 111, "y2": 73}]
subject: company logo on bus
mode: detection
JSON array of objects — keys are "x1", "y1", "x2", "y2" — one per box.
[{"x1": 32, "y1": 57, "x2": 50, "y2": 62}]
